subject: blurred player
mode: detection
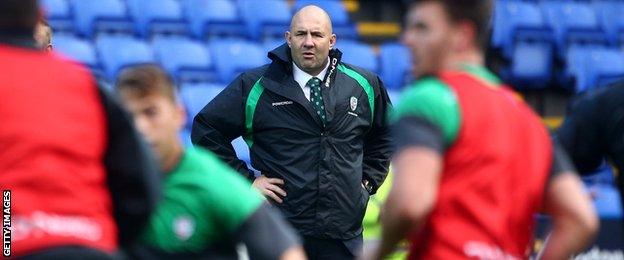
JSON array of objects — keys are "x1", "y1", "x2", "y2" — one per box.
[
  {"x1": 115, "y1": 64, "x2": 306, "y2": 260},
  {"x1": 364, "y1": 0, "x2": 599, "y2": 259},
  {"x1": 0, "y1": 0, "x2": 160, "y2": 258}
]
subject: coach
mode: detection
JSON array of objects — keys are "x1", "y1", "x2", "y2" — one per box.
[{"x1": 192, "y1": 5, "x2": 392, "y2": 259}]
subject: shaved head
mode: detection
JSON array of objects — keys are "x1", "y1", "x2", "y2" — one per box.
[
  {"x1": 286, "y1": 5, "x2": 336, "y2": 76},
  {"x1": 290, "y1": 5, "x2": 333, "y2": 35}
]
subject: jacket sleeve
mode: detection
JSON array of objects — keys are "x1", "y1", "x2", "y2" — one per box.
[
  {"x1": 191, "y1": 74, "x2": 254, "y2": 180},
  {"x1": 556, "y1": 94, "x2": 605, "y2": 173},
  {"x1": 362, "y1": 76, "x2": 394, "y2": 194},
  {"x1": 99, "y1": 86, "x2": 161, "y2": 249}
]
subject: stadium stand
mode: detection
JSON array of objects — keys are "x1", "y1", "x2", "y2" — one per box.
[
  {"x1": 40, "y1": 0, "x2": 74, "y2": 33},
  {"x1": 209, "y1": 39, "x2": 266, "y2": 83},
  {"x1": 152, "y1": 37, "x2": 216, "y2": 83},
  {"x1": 336, "y1": 40, "x2": 379, "y2": 74},
  {"x1": 239, "y1": 0, "x2": 292, "y2": 41},
  {"x1": 70, "y1": 0, "x2": 134, "y2": 38},
  {"x1": 127, "y1": 0, "x2": 188, "y2": 38},
  {"x1": 96, "y1": 36, "x2": 155, "y2": 80},
  {"x1": 182, "y1": 0, "x2": 247, "y2": 40},
  {"x1": 379, "y1": 42, "x2": 411, "y2": 90}
]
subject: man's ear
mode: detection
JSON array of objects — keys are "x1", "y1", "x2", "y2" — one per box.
[
  {"x1": 285, "y1": 31, "x2": 291, "y2": 48},
  {"x1": 330, "y1": 33, "x2": 336, "y2": 49}
]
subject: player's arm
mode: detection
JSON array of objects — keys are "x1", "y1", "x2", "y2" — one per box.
[
  {"x1": 191, "y1": 73, "x2": 254, "y2": 180},
  {"x1": 232, "y1": 203, "x2": 306, "y2": 260},
  {"x1": 362, "y1": 75, "x2": 394, "y2": 194},
  {"x1": 367, "y1": 78, "x2": 459, "y2": 259},
  {"x1": 556, "y1": 93, "x2": 605, "y2": 173},
  {"x1": 537, "y1": 141, "x2": 599, "y2": 260}
]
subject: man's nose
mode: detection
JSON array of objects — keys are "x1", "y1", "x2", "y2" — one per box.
[{"x1": 303, "y1": 33, "x2": 314, "y2": 48}]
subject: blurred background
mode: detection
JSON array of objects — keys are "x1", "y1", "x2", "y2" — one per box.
[{"x1": 40, "y1": 0, "x2": 624, "y2": 252}]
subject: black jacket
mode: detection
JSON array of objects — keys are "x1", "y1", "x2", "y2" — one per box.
[{"x1": 192, "y1": 44, "x2": 393, "y2": 240}]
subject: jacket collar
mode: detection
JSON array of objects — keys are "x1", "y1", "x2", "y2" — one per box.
[{"x1": 263, "y1": 44, "x2": 343, "y2": 128}]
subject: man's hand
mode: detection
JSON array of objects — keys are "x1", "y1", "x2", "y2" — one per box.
[{"x1": 252, "y1": 175, "x2": 287, "y2": 203}]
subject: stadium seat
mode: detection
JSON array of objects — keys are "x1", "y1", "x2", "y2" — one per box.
[
  {"x1": 293, "y1": 0, "x2": 358, "y2": 39},
  {"x1": 40, "y1": 0, "x2": 74, "y2": 33},
  {"x1": 179, "y1": 128, "x2": 193, "y2": 147},
  {"x1": 541, "y1": 1, "x2": 607, "y2": 58},
  {"x1": 492, "y1": 1, "x2": 551, "y2": 59},
  {"x1": 179, "y1": 83, "x2": 224, "y2": 124},
  {"x1": 70, "y1": 0, "x2": 134, "y2": 38},
  {"x1": 336, "y1": 40, "x2": 379, "y2": 74},
  {"x1": 569, "y1": 47, "x2": 624, "y2": 93},
  {"x1": 210, "y1": 39, "x2": 266, "y2": 83},
  {"x1": 593, "y1": 1, "x2": 624, "y2": 46},
  {"x1": 504, "y1": 41, "x2": 553, "y2": 89},
  {"x1": 152, "y1": 37, "x2": 216, "y2": 83},
  {"x1": 183, "y1": 0, "x2": 247, "y2": 40},
  {"x1": 232, "y1": 137, "x2": 251, "y2": 164},
  {"x1": 53, "y1": 35, "x2": 99, "y2": 69},
  {"x1": 127, "y1": 0, "x2": 188, "y2": 38},
  {"x1": 239, "y1": 0, "x2": 292, "y2": 41},
  {"x1": 589, "y1": 184, "x2": 623, "y2": 219},
  {"x1": 96, "y1": 36, "x2": 155, "y2": 80},
  {"x1": 379, "y1": 42, "x2": 412, "y2": 90},
  {"x1": 262, "y1": 39, "x2": 286, "y2": 62},
  {"x1": 581, "y1": 162, "x2": 615, "y2": 185}
]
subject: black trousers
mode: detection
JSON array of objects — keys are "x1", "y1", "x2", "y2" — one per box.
[
  {"x1": 20, "y1": 246, "x2": 115, "y2": 259},
  {"x1": 303, "y1": 235, "x2": 362, "y2": 260}
]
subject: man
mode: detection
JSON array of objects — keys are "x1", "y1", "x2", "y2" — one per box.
[
  {"x1": 0, "y1": 0, "x2": 159, "y2": 258},
  {"x1": 365, "y1": 1, "x2": 598, "y2": 259},
  {"x1": 557, "y1": 82, "x2": 624, "y2": 213},
  {"x1": 116, "y1": 64, "x2": 306, "y2": 260},
  {"x1": 192, "y1": 5, "x2": 393, "y2": 259},
  {"x1": 34, "y1": 19, "x2": 52, "y2": 52}
]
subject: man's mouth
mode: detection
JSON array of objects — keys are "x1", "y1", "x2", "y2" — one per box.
[{"x1": 302, "y1": 51, "x2": 315, "y2": 59}]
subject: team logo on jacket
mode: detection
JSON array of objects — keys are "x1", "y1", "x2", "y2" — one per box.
[
  {"x1": 350, "y1": 96, "x2": 358, "y2": 111},
  {"x1": 173, "y1": 215, "x2": 195, "y2": 241}
]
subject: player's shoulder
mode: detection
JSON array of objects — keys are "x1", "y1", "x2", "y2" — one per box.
[{"x1": 400, "y1": 76, "x2": 457, "y2": 107}]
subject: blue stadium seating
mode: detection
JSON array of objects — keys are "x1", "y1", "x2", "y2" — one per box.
[
  {"x1": 593, "y1": 1, "x2": 624, "y2": 46},
  {"x1": 179, "y1": 83, "x2": 224, "y2": 124},
  {"x1": 504, "y1": 41, "x2": 553, "y2": 89},
  {"x1": 590, "y1": 184, "x2": 623, "y2": 219},
  {"x1": 541, "y1": 1, "x2": 607, "y2": 58},
  {"x1": 210, "y1": 39, "x2": 266, "y2": 83},
  {"x1": 492, "y1": 1, "x2": 551, "y2": 59},
  {"x1": 293, "y1": 0, "x2": 358, "y2": 39},
  {"x1": 152, "y1": 37, "x2": 216, "y2": 83},
  {"x1": 41, "y1": 0, "x2": 74, "y2": 33},
  {"x1": 568, "y1": 47, "x2": 624, "y2": 93},
  {"x1": 183, "y1": 0, "x2": 247, "y2": 39},
  {"x1": 262, "y1": 39, "x2": 286, "y2": 63},
  {"x1": 53, "y1": 35, "x2": 99, "y2": 69},
  {"x1": 379, "y1": 42, "x2": 412, "y2": 90},
  {"x1": 70, "y1": 0, "x2": 134, "y2": 38},
  {"x1": 581, "y1": 162, "x2": 615, "y2": 185},
  {"x1": 179, "y1": 128, "x2": 193, "y2": 148},
  {"x1": 239, "y1": 0, "x2": 292, "y2": 41},
  {"x1": 336, "y1": 40, "x2": 378, "y2": 74},
  {"x1": 232, "y1": 137, "x2": 251, "y2": 164},
  {"x1": 96, "y1": 36, "x2": 155, "y2": 80},
  {"x1": 386, "y1": 89, "x2": 401, "y2": 105},
  {"x1": 127, "y1": 0, "x2": 188, "y2": 38}
]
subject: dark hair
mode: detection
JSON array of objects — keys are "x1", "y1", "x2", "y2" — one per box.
[
  {"x1": 115, "y1": 64, "x2": 177, "y2": 102},
  {"x1": 0, "y1": 0, "x2": 39, "y2": 31},
  {"x1": 410, "y1": 0, "x2": 492, "y2": 50}
]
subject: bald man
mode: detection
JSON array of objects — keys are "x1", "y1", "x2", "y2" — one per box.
[{"x1": 193, "y1": 5, "x2": 393, "y2": 259}]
